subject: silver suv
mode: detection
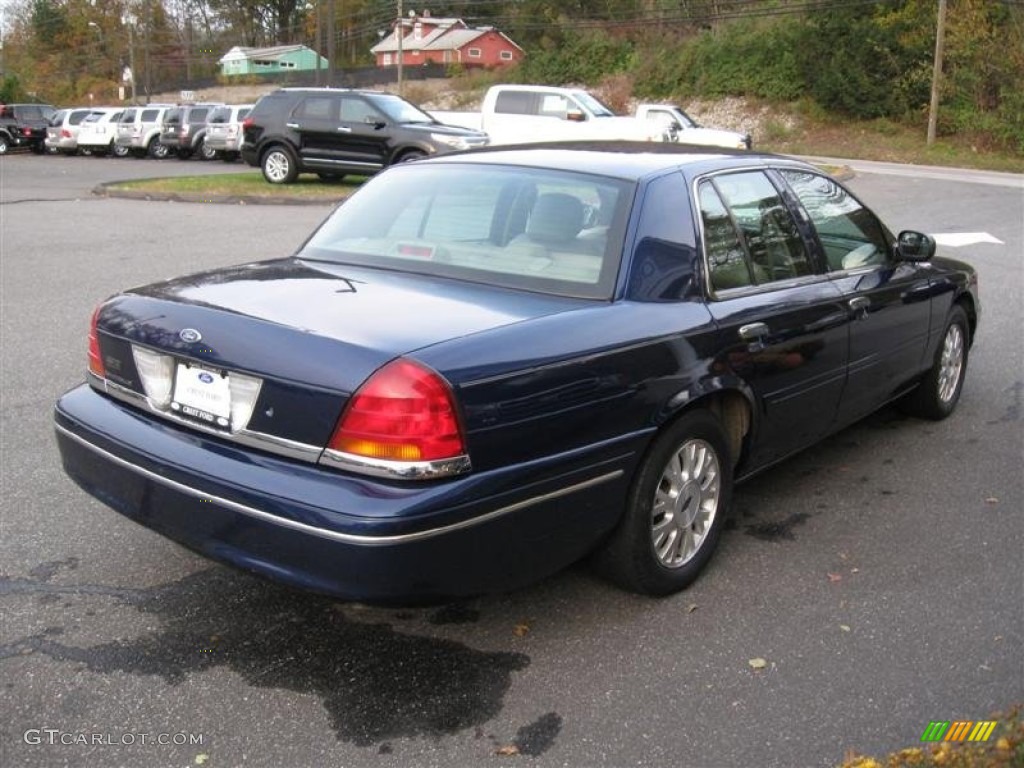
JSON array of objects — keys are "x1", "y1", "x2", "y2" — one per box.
[
  {"x1": 45, "y1": 108, "x2": 95, "y2": 155},
  {"x1": 204, "y1": 104, "x2": 253, "y2": 162},
  {"x1": 115, "y1": 104, "x2": 174, "y2": 158},
  {"x1": 159, "y1": 103, "x2": 223, "y2": 160}
]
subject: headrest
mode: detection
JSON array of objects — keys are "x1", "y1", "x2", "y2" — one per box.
[{"x1": 526, "y1": 193, "x2": 584, "y2": 244}]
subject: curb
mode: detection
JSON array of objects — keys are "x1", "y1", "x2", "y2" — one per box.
[
  {"x1": 93, "y1": 181, "x2": 347, "y2": 206},
  {"x1": 92, "y1": 163, "x2": 856, "y2": 207}
]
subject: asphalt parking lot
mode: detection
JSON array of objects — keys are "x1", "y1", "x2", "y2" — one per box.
[{"x1": 1, "y1": 153, "x2": 1021, "y2": 768}]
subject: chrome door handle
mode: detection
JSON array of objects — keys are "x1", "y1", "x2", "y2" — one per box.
[
  {"x1": 285, "y1": 122, "x2": 300, "y2": 129},
  {"x1": 336, "y1": 126, "x2": 352, "y2": 133},
  {"x1": 739, "y1": 322, "x2": 769, "y2": 341},
  {"x1": 849, "y1": 296, "x2": 870, "y2": 319},
  {"x1": 739, "y1": 322, "x2": 770, "y2": 352}
]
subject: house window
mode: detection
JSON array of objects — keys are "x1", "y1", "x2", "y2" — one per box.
[
  {"x1": 414, "y1": 22, "x2": 422, "y2": 40},
  {"x1": 383, "y1": 53, "x2": 392, "y2": 65},
  {"x1": 500, "y1": 50, "x2": 513, "y2": 61},
  {"x1": 467, "y1": 48, "x2": 481, "y2": 58}
]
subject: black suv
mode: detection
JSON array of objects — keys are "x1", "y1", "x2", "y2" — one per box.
[
  {"x1": 159, "y1": 103, "x2": 223, "y2": 159},
  {"x1": 0, "y1": 103, "x2": 57, "y2": 154},
  {"x1": 240, "y1": 88, "x2": 488, "y2": 184}
]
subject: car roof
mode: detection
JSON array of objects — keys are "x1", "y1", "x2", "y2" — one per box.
[
  {"x1": 271, "y1": 87, "x2": 399, "y2": 97},
  {"x1": 425, "y1": 142, "x2": 814, "y2": 182}
]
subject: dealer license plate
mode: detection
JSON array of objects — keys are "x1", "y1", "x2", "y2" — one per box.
[{"x1": 171, "y1": 363, "x2": 231, "y2": 428}]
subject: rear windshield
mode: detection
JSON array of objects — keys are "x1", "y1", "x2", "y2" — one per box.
[
  {"x1": 300, "y1": 163, "x2": 633, "y2": 300},
  {"x1": 208, "y1": 107, "x2": 231, "y2": 123},
  {"x1": 164, "y1": 108, "x2": 182, "y2": 124}
]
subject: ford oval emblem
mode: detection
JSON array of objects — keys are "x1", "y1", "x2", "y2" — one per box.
[
  {"x1": 179, "y1": 328, "x2": 202, "y2": 343},
  {"x1": 198, "y1": 372, "x2": 214, "y2": 384}
]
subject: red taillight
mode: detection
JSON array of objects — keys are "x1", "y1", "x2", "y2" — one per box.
[
  {"x1": 21, "y1": 127, "x2": 32, "y2": 136},
  {"x1": 327, "y1": 359, "x2": 465, "y2": 462},
  {"x1": 88, "y1": 305, "x2": 105, "y2": 377},
  {"x1": 61, "y1": 128, "x2": 72, "y2": 138},
  {"x1": 241, "y1": 116, "x2": 254, "y2": 129}
]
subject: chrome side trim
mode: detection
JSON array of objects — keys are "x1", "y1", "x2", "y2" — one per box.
[
  {"x1": 96, "y1": 377, "x2": 323, "y2": 463},
  {"x1": 319, "y1": 448, "x2": 472, "y2": 480},
  {"x1": 55, "y1": 422, "x2": 623, "y2": 546}
]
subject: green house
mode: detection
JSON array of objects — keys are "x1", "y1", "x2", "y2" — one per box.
[{"x1": 219, "y1": 45, "x2": 329, "y2": 76}]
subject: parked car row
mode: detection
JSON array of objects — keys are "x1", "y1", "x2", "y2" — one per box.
[{"x1": 3, "y1": 101, "x2": 254, "y2": 161}]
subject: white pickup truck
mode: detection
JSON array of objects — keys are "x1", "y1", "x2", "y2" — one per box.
[
  {"x1": 431, "y1": 84, "x2": 672, "y2": 146},
  {"x1": 635, "y1": 103, "x2": 752, "y2": 150}
]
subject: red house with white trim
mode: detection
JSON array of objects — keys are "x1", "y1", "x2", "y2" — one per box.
[{"x1": 371, "y1": 13, "x2": 524, "y2": 69}]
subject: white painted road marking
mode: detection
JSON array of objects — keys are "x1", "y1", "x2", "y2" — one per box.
[{"x1": 931, "y1": 232, "x2": 1005, "y2": 247}]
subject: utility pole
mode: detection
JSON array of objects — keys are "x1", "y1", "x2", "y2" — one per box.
[
  {"x1": 927, "y1": 0, "x2": 947, "y2": 145},
  {"x1": 327, "y1": 0, "x2": 335, "y2": 86},
  {"x1": 315, "y1": 0, "x2": 321, "y2": 86},
  {"x1": 396, "y1": 0, "x2": 403, "y2": 95}
]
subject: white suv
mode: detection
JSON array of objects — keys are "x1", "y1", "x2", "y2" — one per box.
[{"x1": 115, "y1": 104, "x2": 174, "y2": 158}]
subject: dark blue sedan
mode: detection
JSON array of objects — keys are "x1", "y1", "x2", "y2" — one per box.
[{"x1": 54, "y1": 144, "x2": 980, "y2": 601}]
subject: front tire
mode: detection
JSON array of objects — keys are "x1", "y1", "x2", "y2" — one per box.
[
  {"x1": 395, "y1": 149, "x2": 426, "y2": 164},
  {"x1": 198, "y1": 139, "x2": 217, "y2": 161},
  {"x1": 594, "y1": 410, "x2": 733, "y2": 596},
  {"x1": 900, "y1": 305, "x2": 970, "y2": 420},
  {"x1": 112, "y1": 143, "x2": 130, "y2": 158},
  {"x1": 261, "y1": 146, "x2": 298, "y2": 184},
  {"x1": 0, "y1": 136, "x2": 9, "y2": 155}
]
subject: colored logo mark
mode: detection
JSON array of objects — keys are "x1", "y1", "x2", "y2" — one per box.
[{"x1": 921, "y1": 720, "x2": 997, "y2": 742}]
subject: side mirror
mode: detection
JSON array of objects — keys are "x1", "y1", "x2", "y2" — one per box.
[
  {"x1": 565, "y1": 109, "x2": 586, "y2": 122},
  {"x1": 896, "y1": 230, "x2": 936, "y2": 262}
]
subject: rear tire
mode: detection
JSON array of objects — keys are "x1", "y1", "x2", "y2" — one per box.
[
  {"x1": 899, "y1": 305, "x2": 970, "y2": 420},
  {"x1": 594, "y1": 410, "x2": 732, "y2": 596},
  {"x1": 148, "y1": 138, "x2": 169, "y2": 159},
  {"x1": 0, "y1": 136, "x2": 9, "y2": 155},
  {"x1": 198, "y1": 139, "x2": 217, "y2": 161},
  {"x1": 261, "y1": 146, "x2": 298, "y2": 184},
  {"x1": 112, "y1": 143, "x2": 130, "y2": 158}
]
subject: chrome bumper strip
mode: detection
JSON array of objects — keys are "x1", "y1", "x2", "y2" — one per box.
[{"x1": 55, "y1": 421, "x2": 623, "y2": 546}]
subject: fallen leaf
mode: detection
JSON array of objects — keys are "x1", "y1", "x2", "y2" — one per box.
[
  {"x1": 495, "y1": 744, "x2": 520, "y2": 756},
  {"x1": 513, "y1": 623, "x2": 530, "y2": 637},
  {"x1": 850, "y1": 568, "x2": 860, "y2": 574},
  {"x1": 839, "y1": 624, "x2": 851, "y2": 632},
  {"x1": 686, "y1": 603, "x2": 698, "y2": 614},
  {"x1": 195, "y1": 755, "x2": 209, "y2": 766},
  {"x1": 827, "y1": 572, "x2": 843, "y2": 583},
  {"x1": 748, "y1": 657, "x2": 768, "y2": 670},
  {"x1": 985, "y1": 497, "x2": 999, "y2": 505}
]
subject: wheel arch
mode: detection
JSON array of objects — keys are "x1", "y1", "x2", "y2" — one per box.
[
  {"x1": 389, "y1": 143, "x2": 433, "y2": 165},
  {"x1": 655, "y1": 382, "x2": 755, "y2": 471},
  {"x1": 953, "y1": 290, "x2": 978, "y2": 346}
]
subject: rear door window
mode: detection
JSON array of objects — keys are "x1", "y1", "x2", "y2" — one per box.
[
  {"x1": 699, "y1": 171, "x2": 812, "y2": 293},
  {"x1": 493, "y1": 91, "x2": 534, "y2": 115}
]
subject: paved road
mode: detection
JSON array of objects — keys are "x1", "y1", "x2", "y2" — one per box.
[{"x1": 1, "y1": 154, "x2": 1021, "y2": 768}]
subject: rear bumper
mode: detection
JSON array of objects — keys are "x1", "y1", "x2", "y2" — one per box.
[{"x1": 55, "y1": 385, "x2": 637, "y2": 601}]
